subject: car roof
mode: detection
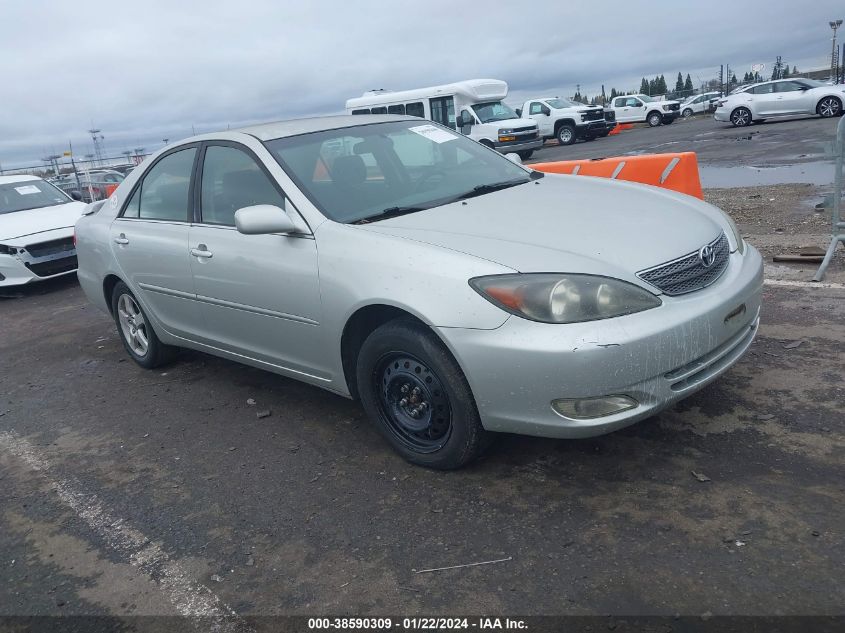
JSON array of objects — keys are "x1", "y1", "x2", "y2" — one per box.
[
  {"x1": 236, "y1": 114, "x2": 415, "y2": 141},
  {"x1": 0, "y1": 174, "x2": 41, "y2": 185}
]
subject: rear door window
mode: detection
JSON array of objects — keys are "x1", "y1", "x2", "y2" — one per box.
[{"x1": 132, "y1": 148, "x2": 196, "y2": 222}]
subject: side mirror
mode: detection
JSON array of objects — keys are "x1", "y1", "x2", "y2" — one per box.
[
  {"x1": 504, "y1": 153, "x2": 522, "y2": 165},
  {"x1": 458, "y1": 111, "x2": 474, "y2": 127},
  {"x1": 70, "y1": 190, "x2": 82, "y2": 201},
  {"x1": 515, "y1": 108, "x2": 522, "y2": 117},
  {"x1": 234, "y1": 204, "x2": 299, "y2": 235}
]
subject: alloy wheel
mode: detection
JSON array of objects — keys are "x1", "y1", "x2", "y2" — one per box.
[
  {"x1": 374, "y1": 353, "x2": 452, "y2": 453},
  {"x1": 820, "y1": 98, "x2": 841, "y2": 117},
  {"x1": 731, "y1": 109, "x2": 750, "y2": 126},
  {"x1": 117, "y1": 293, "x2": 149, "y2": 356}
]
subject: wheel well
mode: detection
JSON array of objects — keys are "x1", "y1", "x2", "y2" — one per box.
[
  {"x1": 102, "y1": 274, "x2": 122, "y2": 315},
  {"x1": 553, "y1": 119, "x2": 576, "y2": 133},
  {"x1": 647, "y1": 110, "x2": 662, "y2": 119},
  {"x1": 340, "y1": 305, "x2": 426, "y2": 399},
  {"x1": 479, "y1": 139, "x2": 494, "y2": 148},
  {"x1": 817, "y1": 95, "x2": 842, "y2": 113}
]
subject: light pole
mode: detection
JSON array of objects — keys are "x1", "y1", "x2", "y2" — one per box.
[{"x1": 831, "y1": 20, "x2": 843, "y2": 83}]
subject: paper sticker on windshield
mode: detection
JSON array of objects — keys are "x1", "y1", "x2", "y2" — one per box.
[
  {"x1": 15, "y1": 185, "x2": 40, "y2": 195},
  {"x1": 409, "y1": 124, "x2": 457, "y2": 144}
]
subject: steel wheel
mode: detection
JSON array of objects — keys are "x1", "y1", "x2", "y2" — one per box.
[
  {"x1": 819, "y1": 97, "x2": 841, "y2": 118},
  {"x1": 374, "y1": 353, "x2": 452, "y2": 453},
  {"x1": 647, "y1": 112, "x2": 662, "y2": 127},
  {"x1": 557, "y1": 126, "x2": 574, "y2": 145},
  {"x1": 117, "y1": 293, "x2": 149, "y2": 357},
  {"x1": 730, "y1": 108, "x2": 751, "y2": 127}
]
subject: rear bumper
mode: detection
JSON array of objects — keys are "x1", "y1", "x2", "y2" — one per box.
[
  {"x1": 714, "y1": 109, "x2": 731, "y2": 122},
  {"x1": 436, "y1": 245, "x2": 763, "y2": 439}
]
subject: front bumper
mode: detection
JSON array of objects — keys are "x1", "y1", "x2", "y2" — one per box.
[
  {"x1": 493, "y1": 136, "x2": 543, "y2": 153},
  {"x1": 437, "y1": 245, "x2": 763, "y2": 439},
  {"x1": 0, "y1": 228, "x2": 78, "y2": 287},
  {"x1": 662, "y1": 110, "x2": 681, "y2": 122},
  {"x1": 577, "y1": 120, "x2": 611, "y2": 137}
]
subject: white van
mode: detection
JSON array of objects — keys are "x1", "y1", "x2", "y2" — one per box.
[{"x1": 345, "y1": 79, "x2": 542, "y2": 159}]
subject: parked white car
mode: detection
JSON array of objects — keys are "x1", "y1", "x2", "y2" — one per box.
[
  {"x1": 715, "y1": 79, "x2": 845, "y2": 127},
  {"x1": 680, "y1": 92, "x2": 722, "y2": 118},
  {"x1": 0, "y1": 175, "x2": 85, "y2": 286},
  {"x1": 607, "y1": 94, "x2": 681, "y2": 126}
]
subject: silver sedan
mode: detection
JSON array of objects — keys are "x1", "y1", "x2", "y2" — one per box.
[{"x1": 75, "y1": 115, "x2": 763, "y2": 469}]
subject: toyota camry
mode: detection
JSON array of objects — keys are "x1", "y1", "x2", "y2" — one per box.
[{"x1": 75, "y1": 115, "x2": 763, "y2": 469}]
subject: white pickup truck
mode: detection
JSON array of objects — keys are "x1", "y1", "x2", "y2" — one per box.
[
  {"x1": 607, "y1": 94, "x2": 681, "y2": 126},
  {"x1": 516, "y1": 97, "x2": 616, "y2": 145}
]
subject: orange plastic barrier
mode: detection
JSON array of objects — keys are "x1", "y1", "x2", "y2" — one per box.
[
  {"x1": 104, "y1": 184, "x2": 118, "y2": 197},
  {"x1": 530, "y1": 151, "x2": 703, "y2": 199},
  {"x1": 607, "y1": 123, "x2": 634, "y2": 136}
]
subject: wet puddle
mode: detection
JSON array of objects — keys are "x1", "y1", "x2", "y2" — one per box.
[{"x1": 700, "y1": 162, "x2": 836, "y2": 188}]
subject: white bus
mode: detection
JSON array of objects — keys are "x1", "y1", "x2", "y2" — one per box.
[{"x1": 345, "y1": 79, "x2": 542, "y2": 159}]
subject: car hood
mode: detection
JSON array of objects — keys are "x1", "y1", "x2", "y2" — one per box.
[
  {"x1": 361, "y1": 175, "x2": 722, "y2": 278},
  {"x1": 0, "y1": 201, "x2": 86, "y2": 242}
]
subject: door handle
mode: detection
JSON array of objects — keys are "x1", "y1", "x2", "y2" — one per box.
[
  {"x1": 114, "y1": 233, "x2": 129, "y2": 245},
  {"x1": 190, "y1": 244, "x2": 213, "y2": 259}
]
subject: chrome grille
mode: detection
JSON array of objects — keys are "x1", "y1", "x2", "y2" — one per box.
[{"x1": 637, "y1": 232, "x2": 730, "y2": 296}]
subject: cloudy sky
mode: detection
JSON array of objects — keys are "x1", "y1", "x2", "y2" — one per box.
[{"x1": 1, "y1": 0, "x2": 841, "y2": 168}]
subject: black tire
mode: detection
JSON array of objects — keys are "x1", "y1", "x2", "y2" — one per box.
[
  {"x1": 110, "y1": 281, "x2": 174, "y2": 369},
  {"x1": 817, "y1": 96, "x2": 842, "y2": 118},
  {"x1": 556, "y1": 123, "x2": 576, "y2": 145},
  {"x1": 356, "y1": 319, "x2": 490, "y2": 469},
  {"x1": 682, "y1": 108, "x2": 694, "y2": 118},
  {"x1": 647, "y1": 111, "x2": 662, "y2": 127},
  {"x1": 585, "y1": 135, "x2": 597, "y2": 141},
  {"x1": 517, "y1": 150, "x2": 534, "y2": 160},
  {"x1": 730, "y1": 107, "x2": 752, "y2": 127},
  {"x1": 598, "y1": 131, "x2": 610, "y2": 137}
]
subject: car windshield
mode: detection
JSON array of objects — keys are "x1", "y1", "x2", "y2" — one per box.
[
  {"x1": 471, "y1": 101, "x2": 519, "y2": 123},
  {"x1": 265, "y1": 120, "x2": 532, "y2": 224},
  {"x1": 0, "y1": 179, "x2": 71, "y2": 215},
  {"x1": 546, "y1": 98, "x2": 577, "y2": 109}
]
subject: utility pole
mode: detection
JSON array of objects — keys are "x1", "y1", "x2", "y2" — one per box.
[{"x1": 831, "y1": 20, "x2": 843, "y2": 83}]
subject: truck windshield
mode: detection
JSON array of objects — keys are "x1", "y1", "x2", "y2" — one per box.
[
  {"x1": 471, "y1": 101, "x2": 519, "y2": 123},
  {"x1": 265, "y1": 120, "x2": 532, "y2": 224},
  {"x1": 546, "y1": 98, "x2": 578, "y2": 109},
  {"x1": 0, "y1": 180, "x2": 72, "y2": 215},
  {"x1": 638, "y1": 95, "x2": 656, "y2": 103}
]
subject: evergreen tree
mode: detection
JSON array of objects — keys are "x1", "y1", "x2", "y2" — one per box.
[
  {"x1": 610, "y1": 87, "x2": 618, "y2": 99},
  {"x1": 684, "y1": 74, "x2": 693, "y2": 93},
  {"x1": 792, "y1": 65, "x2": 798, "y2": 74},
  {"x1": 640, "y1": 77, "x2": 650, "y2": 94},
  {"x1": 675, "y1": 72, "x2": 684, "y2": 93},
  {"x1": 731, "y1": 73, "x2": 738, "y2": 85},
  {"x1": 658, "y1": 74, "x2": 667, "y2": 94},
  {"x1": 782, "y1": 65, "x2": 790, "y2": 78}
]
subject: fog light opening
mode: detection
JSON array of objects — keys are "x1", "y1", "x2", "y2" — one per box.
[{"x1": 551, "y1": 395, "x2": 638, "y2": 420}]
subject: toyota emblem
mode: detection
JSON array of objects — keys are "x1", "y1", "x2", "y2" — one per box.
[{"x1": 699, "y1": 244, "x2": 716, "y2": 268}]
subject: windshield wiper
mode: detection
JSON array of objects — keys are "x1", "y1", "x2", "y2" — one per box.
[
  {"x1": 350, "y1": 206, "x2": 428, "y2": 225},
  {"x1": 454, "y1": 179, "x2": 529, "y2": 200}
]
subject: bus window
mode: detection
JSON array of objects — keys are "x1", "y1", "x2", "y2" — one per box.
[
  {"x1": 387, "y1": 104, "x2": 405, "y2": 115},
  {"x1": 351, "y1": 109, "x2": 370, "y2": 115},
  {"x1": 405, "y1": 102, "x2": 424, "y2": 117},
  {"x1": 371, "y1": 106, "x2": 387, "y2": 114}
]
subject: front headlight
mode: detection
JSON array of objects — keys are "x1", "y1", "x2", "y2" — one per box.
[
  {"x1": 498, "y1": 128, "x2": 513, "y2": 135},
  {"x1": 662, "y1": 104, "x2": 672, "y2": 111},
  {"x1": 0, "y1": 244, "x2": 16, "y2": 255},
  {"x1": 469, "y1": 274, "x2": 662, "y2": 324}
]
